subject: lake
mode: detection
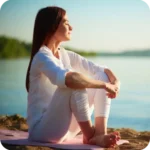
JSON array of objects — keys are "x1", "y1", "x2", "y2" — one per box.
[{"x1": 0, "y1": 56, "x2": 150, "y2": 131}]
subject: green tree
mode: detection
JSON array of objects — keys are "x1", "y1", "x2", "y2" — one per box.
[{"x1": 0, "y1": 36, "x2": 30, "y2": 59}]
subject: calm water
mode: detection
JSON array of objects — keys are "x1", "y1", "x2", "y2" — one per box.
[{"x1": 0, "y1": 57, "x2": 150, "y2": 131}]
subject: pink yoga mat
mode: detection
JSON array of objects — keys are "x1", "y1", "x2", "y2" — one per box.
[{"x1": 0, "y1": 129, "x2": 129, "y2": 150}]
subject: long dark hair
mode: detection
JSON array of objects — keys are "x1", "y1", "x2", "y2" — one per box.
[{"x1": 26, "y1": 6, "x2": 66, "y2": 92}]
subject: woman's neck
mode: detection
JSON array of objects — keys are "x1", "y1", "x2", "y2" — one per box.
[{"x1": 46, "y1": 39, "x2": 60, "y2": 55}]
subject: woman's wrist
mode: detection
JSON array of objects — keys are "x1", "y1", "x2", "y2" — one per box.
[{"x1": 99, "y1": 81, "x2": 107, "y2": 90}]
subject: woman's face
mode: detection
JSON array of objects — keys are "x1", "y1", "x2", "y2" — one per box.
[{"x1": 54, "y1": 14, "x2": 73, "y2": 42}]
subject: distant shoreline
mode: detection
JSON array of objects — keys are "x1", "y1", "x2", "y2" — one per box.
[
  {"x1": 0, "y1": 35, "x2": 150, "y2": 59},
  {"x1": 65, "y1": 46, "x2": 150, "y2": 57}
]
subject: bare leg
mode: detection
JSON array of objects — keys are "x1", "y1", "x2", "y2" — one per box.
[
  {"x1": 29, "y1": 79, "x2": 119, "y2": 147},
  {"x1": 84, "y1": 72, "x2": 121, "y2": 147},
  {"x1": 78, "y1": 120, "x2": 95, "y2": 141},
  {"x1": 81, "y1": 117, "x2": 120, "y2": 148},
  {"x1": 95, "y1": 117, "x2": 108, "y2": 135},
  {"x1": 89, "y1": 117, "x2": 120, "y2": 148}
]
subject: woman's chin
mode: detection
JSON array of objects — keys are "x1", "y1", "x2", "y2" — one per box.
[
  {"x1": 67, "y1": 38, "x2": 71, "y2": 41},
  {"x1": 64, "y1": 37, "x2": 71, "y2": 41}
]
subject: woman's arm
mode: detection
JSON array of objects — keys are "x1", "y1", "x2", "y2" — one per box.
[
  {"x1": 36, "y1": 49, "x2": 118, "y2": 95},
  {"x1": 65, "y1": 71, "x2": 118, "y2": 95},
  {"x1": 67, "y1": 50, "x2": 120, "y2": 89},
  {"x1": 66, "y1": 50, "x2": 119, "y2": 95},
  {"x1": 67, "y1": 50, "x2": 107, "y2": 77}
]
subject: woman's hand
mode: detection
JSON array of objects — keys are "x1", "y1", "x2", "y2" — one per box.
[
  {"x1": 104, "y1": 69, "x2": 121, "y2": 98},
  {"x1": 113, "y1": 80, "x2": 121, "y2": 90},
  {"x1": 105, "y1": 82, "x2": 118, "y2": 94},
  {"x1": 112, "y1": 80, "x2": 121, "y2": 96},
  {"x1": 104, "y1": 82, "x2": 119, "y2": 99}
]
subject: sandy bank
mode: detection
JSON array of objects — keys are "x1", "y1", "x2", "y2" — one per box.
[{"x1": 0, "y1": 114, "x2": 149, "y2": 150}]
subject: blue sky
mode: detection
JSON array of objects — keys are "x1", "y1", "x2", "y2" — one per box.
[{"x1": 0, "y1": 0, "x2": 150, "y2": 52}]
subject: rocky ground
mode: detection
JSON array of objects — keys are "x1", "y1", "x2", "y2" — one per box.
[{"x1": 0, "y1": 114, "x2": 149, "y2": 150}]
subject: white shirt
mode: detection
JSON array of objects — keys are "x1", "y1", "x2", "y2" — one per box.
[{"x1": 27, "y1": 45, "x2": 107, "y2": 133}]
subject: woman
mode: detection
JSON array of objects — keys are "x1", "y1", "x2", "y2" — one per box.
[{"x1": 26, "y1": 6, "x2": 121, "y2": 148}]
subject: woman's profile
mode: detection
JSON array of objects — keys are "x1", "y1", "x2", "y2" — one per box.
[{"x1": 26, "y1": 6, "x2": 121, "y2": 148}]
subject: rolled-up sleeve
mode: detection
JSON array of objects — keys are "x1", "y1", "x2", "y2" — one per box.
[
  {"x1": 67, "y1": 50, "x2": 108, "y2": 77},
  {"x1": 36, "y1": 51, "x2": 70, "y2": 88}
]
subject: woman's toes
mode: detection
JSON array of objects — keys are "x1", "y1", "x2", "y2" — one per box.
[
  {"x1": 109, "y1": 134, "x2": 118, "y2": 145},
  {"x1": 88, "y1": 133, "x2": 120, "y2": 148},
  {"x1": 112, "y1": 131, "x2": 121, "y2": 141},
  {"x1": 111, "y1": 132, "x2": 121, "y2": 139}
]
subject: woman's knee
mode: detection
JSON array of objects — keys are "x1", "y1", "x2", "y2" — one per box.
[
  {"x1": 70, "y1": 88, "x2": 90, "y2": 122},
  {"x1": 71, "y1": 88, "x2": 88, "y2": 99},
  {"x1": 94, "y1": 72, "x2": 109, "y2": 83},
  {"x1": 71, "y1": 89, "x2": 88, "y2": 106}
]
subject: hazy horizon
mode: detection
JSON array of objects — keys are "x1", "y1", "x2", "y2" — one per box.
[{"x1": 0, "y1": 0, "x2": 150, "y2": 52}]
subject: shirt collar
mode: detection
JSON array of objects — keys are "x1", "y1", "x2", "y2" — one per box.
[{"x1": 41, "y1": 45, "x2": 62, "y2": 62}]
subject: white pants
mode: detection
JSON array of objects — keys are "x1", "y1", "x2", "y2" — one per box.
[{"x1": 29, "y1": 71, "x2": 111, "y2": 143}]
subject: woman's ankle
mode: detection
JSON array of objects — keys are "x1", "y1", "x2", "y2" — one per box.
[
  {"x1": 78, "y1": 121, "x2": 95, "y2": 141},
  {"x1": 94, "y1": 131, "x2": 107, "y2": 136},
  {"x1": 87, "y1": 129, "x2": 107, "y2": 145},
  {"x1": 82, "y1": 126, "x2": 95, "y2": 143},
  {"x1": 95, "y1": 117, "x2": 108, "y2": 134}
]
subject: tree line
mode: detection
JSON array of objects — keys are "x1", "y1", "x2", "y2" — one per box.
[
  {"x1": 0, "y1": 35, "x2": 32, "y2": 59},
  {"x1": 0, "y1": 35, "x2": 149, "y2": 59},
  {"x1": 0, "y1": 35, "x2": 97, "y2": 59}
]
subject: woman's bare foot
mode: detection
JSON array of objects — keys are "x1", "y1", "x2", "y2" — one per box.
[{"x1": 86, "y1": 132, "x2": 121, "y2": 148}]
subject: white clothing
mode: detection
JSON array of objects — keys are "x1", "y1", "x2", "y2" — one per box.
[{"x1": 27, "y1": 45, "x2": 111, "y2": 143}]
